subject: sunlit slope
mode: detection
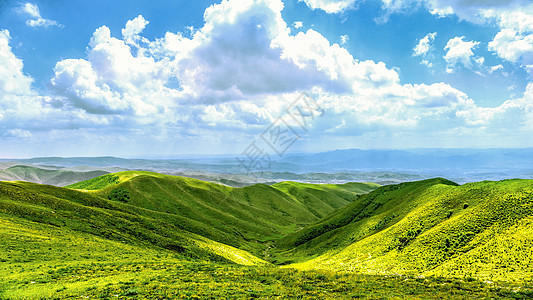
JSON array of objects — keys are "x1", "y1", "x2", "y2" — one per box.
[
  {"x1": 0, "y1": 180, "x2": 266, "y2": 266},
  {"x1": 282, "y1": 178, "x2": 533, "y2": 281},
  {"x1": 65, "y1": 171, "x2": 378, "y2": 253}
]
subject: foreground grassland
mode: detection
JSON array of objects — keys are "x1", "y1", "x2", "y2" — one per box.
[
  {"x1": 1, "y1": 172, "x2": 533, "y2": 298},
  {"x1": 3, "y1": 260, "x2": 533, "y2": 299}
]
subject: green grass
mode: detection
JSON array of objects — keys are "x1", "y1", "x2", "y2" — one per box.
[
  {"x1": 280, "y1": 178, "x2": 533, "y2": 283},
  {"x1": 66, "y1": 173, "x2": 120, "y2": 190},
  {"x1": 66, "y1": 171, "x2": 378, "y2": 253},
  {"x1": 1, "y1": 172, "x2": 533, "y2": 298},
  {"x1": 3, "y1": 261, "x2": 532, "y2": 299}
]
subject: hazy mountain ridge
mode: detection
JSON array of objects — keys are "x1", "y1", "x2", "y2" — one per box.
[
  {"x1": 2, "y1": 148, "x2": 531, "y2": 185},
  {"x1": 0, "y1": 165, "x2": 109, "y2": 187}
]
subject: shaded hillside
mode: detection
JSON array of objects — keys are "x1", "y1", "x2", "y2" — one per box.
[
  {"x1": 0, "y1": 165, "x2": 108, "y2": 187},
  {"x1": 0, "y1": 180, "x2": 264, "y2": 266},
  {"x1": 65, "y1": 171, "x2": 378, "y2": 253},
  {"x1": 277, "y1": 178, "x2": 533, "y2": 282}
]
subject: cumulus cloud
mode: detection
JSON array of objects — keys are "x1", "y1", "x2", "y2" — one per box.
[
  {"x1": 444, "y1": 36, "x2": 481, "y2": 72},
  {"x1": 294, "y1": 21, "x2": 303, "y2": 29},
  {"x1": 415, "y1": 0, "x2": 533, "y2": 76},
  {"x1": 45, "y1": 0, "x2": 533, "y2": 138},
  {"x1": 488, "y1": 29, "x2": 533, "y2": 73},
  {"x1": 20, "y1": 3, "x2": 62, "y2": 28},
  {"x1": 497, "y1": 10, "x2": 533, "y2": 33},
  {"x1": 2, "y1": 0, "x2": 532, "y2": 152},
  {"x1": 50, "y1": 24, "x2": 181, "y2": 118},
  {"x1": 413, "y1": 32, "x2": 436, "y2": 57},
  {"x1": 0, "y1": 29, "x2": 44, "y2": 124},
  {"x1": 174, "y1": 0, "x2": 345, "y2": 100},
  {"x1": 122, "y1": 15, "x2": 149, "y2": 46},
  {"x1": 0, "y1": 30, "x2": 34, "y2": 96},
  {"x1": 299, "y1": 0, "x2": 358, "y2": 14},
  {"x1": 0, "y1": 29, "x2": 85, "y2": 134}
]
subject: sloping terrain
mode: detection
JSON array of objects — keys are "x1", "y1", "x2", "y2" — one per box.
[
  {"x1": 1, "y1": 173, "x2": 532, "y2": 298},
  {"x1": 0, "y1": 180, "x2": 264, "y2": 266},
  {"x1": 0, "y1": 171, "x2": 377, "y2": 263},
  {"x1": 66, "y1": 171, "x2": 378, "y2": 253},
  {"x1": 278, "y1": 178, "x2": 533, "y2": 282},
  {"x1": 0, "y1": 165, "x2": 108, "y2": 187}
]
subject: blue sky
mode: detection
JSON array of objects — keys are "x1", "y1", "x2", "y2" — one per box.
[{"x1": 0, "y1": 0, "x2": 532, "y2": 158}]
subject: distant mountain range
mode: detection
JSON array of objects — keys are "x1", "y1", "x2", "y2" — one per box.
[
  {"x1": 1, "y1": 148, "x2": 532, "y2": 184},
  {"x1": 0, "y1": 165, "x2": 109, "y2": 187}
]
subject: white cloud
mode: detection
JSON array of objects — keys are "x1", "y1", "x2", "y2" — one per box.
[
  {"x1": 46, "y1": 0, "x2": 532, "y2": 138},
  {"x1": 0, "y1": 29, "x2": 83, "y2": 133},
  {"x1": 421, "y1": 59, "x2": 432, "y2": 68},
  {"x1": 172, "y1": 0, "x2": 385, "y2": 100},
  {"x1": 0, "y1": 30, "x2": 34, "y2": 96},
  {"x1": 0, "y1": 29, "x2": 49, "y2": 125},
  {"x1": 21, "y1": 3, "x2": 40, "y2": 19},
  {"x1": 424, "y1": 0, "x2": 530, "y2": 22},
  {"x1": 294, "y1": 21, "x2": 303, "y2": 29},
  {"x1": 122, "y1": 15, "x2": 149, "y2": 46},
  {"x1": 413, "y1": 32, "x2": 437, "y2": 69},
  {"x1": 20, "y1": 3, "x2": 62, "y2": 28},
  {"x1": 488, "y1": 29, "x2": 533, "y2": 72},
  {"x1": 444, "y1": 36, "x2": 481, "y2": 71},
  {"x1": 51, "y1": 24, "x2": 179, "y2": 117},
  {"x1": 456, "y1": 82, "x2": 533, "y2": 129},
  {"x1": 489, "y1": 64, "x2": 503, "y2": 73},
  {"x1": 498, "y1": 10, "x2": 533, "y2": 33},
  {"x1": 413, "y1": 32, "x2": 436, "y2": 57},
  {"x1": 2, "y1": 0, "x2": 533, "y2": 153},
  {"x1": 340, "y1": 34, "x2": 349, "y2": 45},
  {"x1": 418, "y1": 0, "x2": 533, "y2": 76},
  {"x1": 299, "y1": 0, "x2": 358, "y2": 14}
]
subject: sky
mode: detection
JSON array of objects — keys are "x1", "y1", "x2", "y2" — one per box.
[{"x1": 0, "y1": 0, "x2": 532, "y2": 158}]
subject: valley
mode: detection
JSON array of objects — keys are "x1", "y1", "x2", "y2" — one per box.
[{"x1": 1, "y1": 171, "x2": 532, "y2": 298}]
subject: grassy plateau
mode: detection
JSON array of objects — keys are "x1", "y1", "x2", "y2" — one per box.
[{"x1": 0, "y1": 171, "x2": 532, "y2": 299}]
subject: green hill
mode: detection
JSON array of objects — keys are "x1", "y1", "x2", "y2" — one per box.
[
  {"x1": 1, "y1": 172, "x2": 533, "y2": 298},
  {"x1": 0, "y1": 180, "x2": 265, "y2": 266},
  {"x1": 65, "y1": 171, "x2": 378, "y2": 254},
  {"x1": 1, "y1": 171, "x2": 378, "y2": 262},
  {"x1": 278, "y1": 178, "x2": 533, "y2": 282},
  {"x1": 0, "y1": 165, "x2": 108, "y2": 187}
]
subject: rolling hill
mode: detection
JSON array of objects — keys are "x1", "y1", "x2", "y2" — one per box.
[
  {"x1": 65, "y1": 171, "x2": 378, "y2": 254},
  {"x1": 277, "y1": 178, "x2": 533, "y2": 282},
  {"x1": 0, "y1": 165, "x2": 108, "y2": 187},
  {"x1": 0, "y1": 171, "x2": 378, "y2": 262},
  {"x1": 1, "y1": 172, "x2": 532, "y2": 298}
]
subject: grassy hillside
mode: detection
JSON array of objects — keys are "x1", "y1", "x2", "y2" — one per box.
[
  {"x1": 0, "y1": 180, "x2": 265, "y2": 266},
  {"x1": 0, "y1": 165, "x2": 108, "y2": 187},
  {"x1": 2, "y1": 172, "x2": 533, "y2": 298},
  {"x1": 65, "y1": 171, "x2": 377, "y2": 253},
  {"x1": 279, "y1": 178, "x2": 533, "y2": 283}
]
